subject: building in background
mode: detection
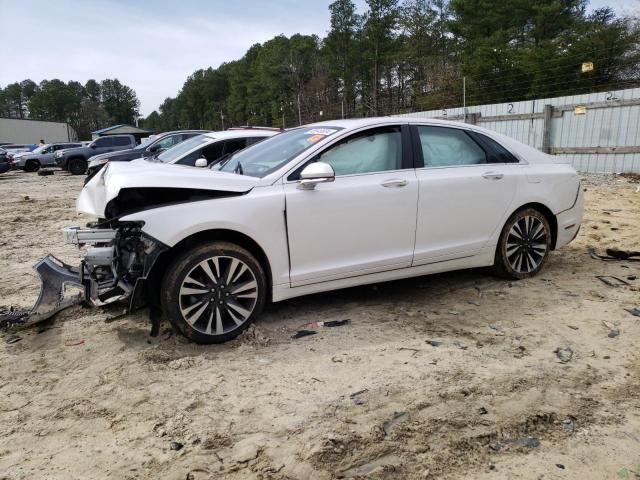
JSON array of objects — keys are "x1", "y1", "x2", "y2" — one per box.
[{"x1": 0, "y1": 118, "x2": 77, "y2": 144}]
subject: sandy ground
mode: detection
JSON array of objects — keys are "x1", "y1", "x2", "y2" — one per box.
[{"x1": 0, "y1": 169, "x2": 639, "y2": 480}]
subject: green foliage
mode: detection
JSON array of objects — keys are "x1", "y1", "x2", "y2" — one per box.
[
  {"x1": 2, "y1": 1, "x2": 638, "y2": 133},
  {"x1": 0, "y1": 78, "x2": 140, "y2": 139},
  {"x1": 150, "y1": 0, "x2": 637, "y2": 128}
]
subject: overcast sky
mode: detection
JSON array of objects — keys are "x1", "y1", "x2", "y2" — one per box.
[{"x1": 1, "y1": 0, "x2": 637, "y2": 116}]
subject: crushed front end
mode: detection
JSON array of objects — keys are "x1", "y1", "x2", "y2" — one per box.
[
  {"x1": 4, "y1": 221, "x2": 166, "y2": 331},
  {"x1": 63, "y1": 221, "x2": 167, "y2": 308}
]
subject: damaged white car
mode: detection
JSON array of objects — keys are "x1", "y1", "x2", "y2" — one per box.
[{"x1": 26, "y1": 118, "x2": 583, "y2": 343}]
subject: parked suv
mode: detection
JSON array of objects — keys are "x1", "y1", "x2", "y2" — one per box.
[
  {"x1": 55, "y1": 135, "x2": 136, "y2": 175},
  {"x1": 12, "y1": 142, "x2": 83, "y2": 171},
  {"x1": 86, "y1": 130, "x2": 209, "y2": 178}
]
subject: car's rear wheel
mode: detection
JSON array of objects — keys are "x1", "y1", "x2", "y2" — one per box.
[
  {"x1": 68, "y1": 157, "x2": 87, "y2": 175},
  {"x1": 160, "y1": 241, "x2": 267, "y2": 344},
  {"x1": 493, "y1": 208, "x2": 552, "y2": 280},
  {"x1": 24, "y1": 160, "x2": 40, "y2": 172}
]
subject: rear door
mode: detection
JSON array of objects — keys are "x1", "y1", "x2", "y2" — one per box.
[
  {"x1": 112, "y1": 136, "x2": 133, "y2": 151},
  {"x1": 412, "y1": 125, "x2": 519, "y2": 265}
]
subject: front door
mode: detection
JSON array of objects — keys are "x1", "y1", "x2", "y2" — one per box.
[
  {"x1": 412, "y1": 125, "x2": 519, "y2": 265},
  {"x1": 284, "y1": 125, "x2": 419, "y2": 286},
  {"x1": 93, "y1": 137, "x2": 114, "y2": 154}
]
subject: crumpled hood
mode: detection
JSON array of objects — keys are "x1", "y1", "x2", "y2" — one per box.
[{"x1": 77, "y1": 159, "x2": 259, "y2": 217}]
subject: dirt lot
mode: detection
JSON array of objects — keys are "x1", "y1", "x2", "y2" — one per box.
[{"x1": 0, "y1": 169, "x2": 639, "y2": 480}]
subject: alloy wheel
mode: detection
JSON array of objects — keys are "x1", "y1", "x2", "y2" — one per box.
[
  {"x1": 505, "y1": 215, "x2": 548, "y2": 273},
  {"x1": 178, "y1": 255, "x2": 258, "y2": 336}
]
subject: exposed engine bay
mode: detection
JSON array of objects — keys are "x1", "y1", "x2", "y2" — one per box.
[{"x1": 2, "y1": 221, "x2": 166, "y2": 333}]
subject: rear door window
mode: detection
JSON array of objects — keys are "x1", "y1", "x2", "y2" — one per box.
[
  {"x1": 415, "y1": 126, "x2": 486, "y2": 167},
  {"x1": 112, "y1": 137, "x2": 132, "y2": 147},
  {"x1": 470, "y1": 132, "x2": 519, "y2": 164}
]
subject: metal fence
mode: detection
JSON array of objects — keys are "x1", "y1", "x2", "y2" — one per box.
[{"x1": 397, "y1": 87, "x2": 640, "y2": 174}]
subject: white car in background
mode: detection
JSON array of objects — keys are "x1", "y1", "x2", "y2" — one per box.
[
  {"x1": 36, "y1": 117, "x2": 583, "y2": 344},
  {"x1": 151, "y1": 129, "x2": 278, "y2": 167}
]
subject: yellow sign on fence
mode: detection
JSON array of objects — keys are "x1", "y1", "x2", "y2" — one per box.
[
  {"x1": 582, "y1": 62, "x2": 594, "y2": 73},
  {"x1": 574, "y1": 105, "x2": 587, "y2": 115}
]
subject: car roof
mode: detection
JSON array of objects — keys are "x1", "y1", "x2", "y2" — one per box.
[
  {"x1": 158, "y1": 129, "x2": 211, "y2": 136},
  {"x1": 302, "y1": 116, "x2": 480, "y2": 129},
  {"x1": 202, "y1": 130, "x2": 278, "y2": 140}
]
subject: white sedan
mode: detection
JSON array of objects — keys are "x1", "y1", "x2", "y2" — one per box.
[{"x1": 47, "y1": 117, "x2": 583, "y2": 343}]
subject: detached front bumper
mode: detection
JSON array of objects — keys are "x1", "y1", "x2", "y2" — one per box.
[{"x1": 7, "y1": 225, "x2": 166, "y2": 330}]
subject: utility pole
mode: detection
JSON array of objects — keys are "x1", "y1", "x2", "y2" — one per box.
[
  {"x1": 463, "y1": 76, "x2": 467, "y2": 122},
  {"x1": 220, "y1": 111, "x2": 224, "y2": 130},
  {"x1": 297, "y1": 93, "x2": 302, "y2": 126},
  {"x1": 463, "y1": 76, "x2": 466, "y2": 109},
  {"x1": 341, "y1": 99, "x2": 344, "y2": 119}
]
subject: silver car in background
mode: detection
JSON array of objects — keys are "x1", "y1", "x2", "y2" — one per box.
[{"x1": 12, "y1": 142, "x2": 83, "y2": 171}]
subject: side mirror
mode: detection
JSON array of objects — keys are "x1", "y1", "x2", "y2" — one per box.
[
  {"x1": 195, "y1": 158, "x2": 208, "y2": 168},
  {"x1": 297, "y1": 161, "x2": 335, "y2": 190},
  {"x1": 90, "y1": 144, "x2": 96, "y2": 149},
  {"x1": 148, "y1": 144, "x2": 160, "y2": 152}
]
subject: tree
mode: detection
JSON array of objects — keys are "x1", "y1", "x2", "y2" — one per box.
[
  {"x1": 100, "y1": 79, "x2": 140, "y2": 124},
  {"x1": 324, "y1": 0, "x2": 360, "y2": 114}
]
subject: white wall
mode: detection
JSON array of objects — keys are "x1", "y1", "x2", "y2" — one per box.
[{"x1": 0, "y1": 118, "x2": 77, "y2": 144}]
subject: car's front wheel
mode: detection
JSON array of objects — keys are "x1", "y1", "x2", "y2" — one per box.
[
  {"x1": 160, "y1": 241, "x2": 267, "y2": 344},
  {"x1": 493, "y1": 208, "x2": 552, "y2": 279}
]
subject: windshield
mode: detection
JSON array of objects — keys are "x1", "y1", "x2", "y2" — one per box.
[
  {"x1": 156, "y1": 135, "x2": 209, "y2": 163},
  {"x1": 215, "y1": 127, "x2": 342, "y2": 178},
  {"x1": 32, "y1": 144, "x2": 51, "y2": 154}
]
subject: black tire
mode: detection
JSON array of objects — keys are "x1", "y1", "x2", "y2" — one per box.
[
  {"x1": 492, "y1": 207, "x2": 552, "y2": 280},
  {"x1": 68, "y1": 157, "x2": 87, "y2": 175},
  {"x1": 24, "y1": 160, "x2": 40, "y2": 172},
  {"x1": 160, "y1": 241, "x2": 267, "y2": 344}
]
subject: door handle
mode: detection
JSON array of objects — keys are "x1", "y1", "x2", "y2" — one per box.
[
  {"x1": 482, "y1": 172, "x2": 504, "y2": 180},
  {"x1": 381, "y1": 179, "x2": 408, "y2": 188}
]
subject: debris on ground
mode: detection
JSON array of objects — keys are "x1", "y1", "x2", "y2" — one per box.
[
  {"x1": 350, "y1": 389, "x2": 368, "y2": 406},
  {"x1": 305, "y1": 319, "x2": 350, "y2": 328},
  {"x1": 625, "y1": 307, "x2": 640, "y2": 317},
  {"x1": 596, "y1": 275, "x2": 631, "y2": 287},
  {"x1": 603, "y1": 321, "x2": 620, "y2": 338},
  {"x1": 5, "y1": 334, "x2": 22, "y2": 344},
  {"x1": 63, "y1": 339, "x2": 85, "y2": 347},
  {"x1": 382, "y1": 411, "x2": 408, "y2": 436},
  {"x1": 588, "y1": 246, "x2": 640, "y2": 262},
  {"x1": 0, "y1": 307, "x2": 29, "y2": 329},
  {"x1": 606, "y1": 248, "x2": 640, "y2": 261},
  {"x1": 490, "y1": 437, "x2": 540, "y2": 452},
  {"x1": 562, "y1": 418, "x2": 576, "y2": 433},
  {"x1": 555, "y1": 347, "x2": 574, "y2": 363},
  {"x1": 291, "y1": 330, "x2": 317, "y2": 339},
  {"x1": 556, "y1": 464, "x2": 566, "y2": 469},
  {"x1": 425, "y1": 340, "x2": 443, "y2": 347},
  {"x1": 478, "y1": 407, "x2": 488, "y2": 415},
  {"x1": 37, "y1": 169, "x2": 54, "y2": 176},
  {"x1": 340, "y1": 454, "x2": 402, "y2": 478},
  {"x1": 170, "y1": 441, "x2": 184, "y2": 451}
]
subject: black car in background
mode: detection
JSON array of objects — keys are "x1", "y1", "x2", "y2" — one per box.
[{"x1": 85, "y1": 130, "x2": 210, "y2": 178}]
